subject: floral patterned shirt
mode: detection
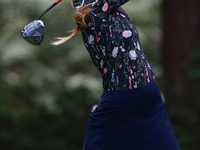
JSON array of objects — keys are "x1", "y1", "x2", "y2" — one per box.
[{"x1": 73, "y1": 0, "x2": 155, "y2": 90}]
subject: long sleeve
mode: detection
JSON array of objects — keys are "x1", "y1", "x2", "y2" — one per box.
[
  {"x1": 100, "y1": 0, "x2": 129, "y2": 13},
  {"x1": 92, "y1": 0, "x2": 129, "y2": 14},
  {"x1": 73, "y1": 0, "x2": 129, "y2": 14}
]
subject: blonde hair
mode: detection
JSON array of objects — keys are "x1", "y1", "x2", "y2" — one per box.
[{"x1": 51, "y1": 2, "x2": 93, "y2": 46}]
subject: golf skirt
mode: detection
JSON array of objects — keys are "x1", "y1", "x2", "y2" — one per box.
[{"x1": 83, "y1": 81, "x2": 181, "y2": 150}]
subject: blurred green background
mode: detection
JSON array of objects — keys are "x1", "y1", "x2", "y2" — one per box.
[{"x1": 0, "y1": 0, "x2": 199, "y2": 150}]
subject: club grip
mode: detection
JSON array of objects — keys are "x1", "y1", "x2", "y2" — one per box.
[
  {"x1": 34, "y1": 0, "x2": 62, "y2": 20},
  {"x1": 56, "y1": 0, "x2": 62, "y2": 3}
]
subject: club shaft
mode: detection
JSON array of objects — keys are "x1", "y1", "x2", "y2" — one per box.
[{"x1": 35, "y1": 0, "x2": 62, "y2": 20}]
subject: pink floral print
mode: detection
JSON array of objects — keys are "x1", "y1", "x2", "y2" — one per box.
[
  {"x1": 73, "y1": 0, "x2": 155, "y2": 90},
  {"x1": 102, "y1": 2, "x2": 108, "y2": 12},
  {"x1": 122, "y1": 30, "x2": 132, "y2": 38}
]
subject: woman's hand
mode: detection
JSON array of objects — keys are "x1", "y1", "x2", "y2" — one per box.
[{"x1": 91, "y1": 104, "x2": 98, "y2": 113}]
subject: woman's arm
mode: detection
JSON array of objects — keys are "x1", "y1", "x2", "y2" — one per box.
[
  {"x1": 91, "y1": 0, "x2": 129, "y2": 14},
  {"x1": 73, "y1": 0, "x2": 129, "y2": 14}
]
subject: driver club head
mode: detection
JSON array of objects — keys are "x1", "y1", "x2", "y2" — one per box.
[{"x1": 21, "y1": 20, "x2": 45, "y2": 45}]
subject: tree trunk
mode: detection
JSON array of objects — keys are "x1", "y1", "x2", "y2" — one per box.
[{"x1": 163, "y1": 0, "x2": 200, "y2": 149}]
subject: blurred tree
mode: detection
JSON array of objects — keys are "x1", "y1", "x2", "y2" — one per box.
[{"x1": 163, "y1": 0, "x2": 200, "y2": 149}]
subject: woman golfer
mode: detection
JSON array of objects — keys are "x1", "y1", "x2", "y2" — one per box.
[{"x1": 52, "y1": 0, "x2": 181, "y2": 149}]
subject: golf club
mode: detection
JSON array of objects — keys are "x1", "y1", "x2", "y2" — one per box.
[{"x1": 21, "y1": 0, "x2": 62, "y2": 45}]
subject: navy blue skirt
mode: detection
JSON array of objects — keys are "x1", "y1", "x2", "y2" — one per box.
[{"x1": 83, "y1": 82, "x2": 180, "y2": 150}]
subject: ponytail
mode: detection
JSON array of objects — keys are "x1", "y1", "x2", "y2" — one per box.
[{"x1": 51, "y1": 3, "x2": 93, "y2": 46}]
